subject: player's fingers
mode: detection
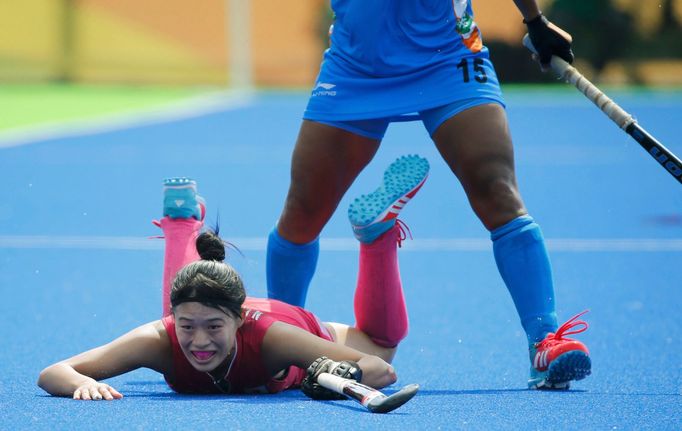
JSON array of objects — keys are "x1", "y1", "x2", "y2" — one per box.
[
  {"x1": 90, "y1": 387, "x2": 102, "y2": 400},
  {"x1": 73, "y1": 389, "x2": 81, "y2": 400},
  {"x1": 81, "y1": 388, "x2": 92, "y2": 400},
  {"x1": 99, "y1": 386, "x2": 114, "y2": 401},
  {"x1": 108, "y1": 386, "x2": 124, "y2": 399}
]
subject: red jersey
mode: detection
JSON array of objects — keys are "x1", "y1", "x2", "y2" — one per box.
[{"x1": 161, "y1": 297, "x2": 333, "y2": 394}]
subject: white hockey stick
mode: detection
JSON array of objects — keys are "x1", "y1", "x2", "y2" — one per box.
[{"x1": 317, "y1": 373, "x2": 419, "y2": 414}]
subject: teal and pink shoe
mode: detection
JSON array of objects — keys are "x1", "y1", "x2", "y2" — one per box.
[
  {"x1": 349, "y1": 155, "x2": 429, "y2": 243},
  {"x1": 528, "y1": 310, "x2": 592, "y2": 390},
  {"x1": 163, "y1": 177, "x2": 205, "y2": 221}
]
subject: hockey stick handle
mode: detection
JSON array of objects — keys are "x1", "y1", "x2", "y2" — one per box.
[
  {"x1": 317, "y1": 373, "x2": 419, "y2": 414},
  {"x1": 522, "y1": 34, "x2": 634, "y2": 130},
  {"x1": 522, "y1": 34, "x2": 682, "y2": 184}
]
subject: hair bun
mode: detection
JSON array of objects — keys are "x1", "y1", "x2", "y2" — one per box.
[{"x1": 196, "y1": 231, "x2": 226, "y2": 262}]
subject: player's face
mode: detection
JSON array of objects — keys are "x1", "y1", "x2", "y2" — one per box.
[{"x1": 174, "y1": 302, "x2": 242, "y2": 372}]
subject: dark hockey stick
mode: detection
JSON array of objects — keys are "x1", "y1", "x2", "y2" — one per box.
[
  {"x1": 317, "y1": 372, "x2": 419, "y2": 414},
  {"x1": 523, "y1": 34, "x2": 682, "y2": 185}
]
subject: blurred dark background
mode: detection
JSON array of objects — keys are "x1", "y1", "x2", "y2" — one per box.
[
  {"x1": 1, "y1": 0, "x2": 680, "y2": 88},
  {"x1": 487, "y1": 0, "x2": 682, "y2": 84}
]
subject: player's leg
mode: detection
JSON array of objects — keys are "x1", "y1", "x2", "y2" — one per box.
[
  {"x1": 327, "y1": 156, "x2": 430, "y2": 363},
  {"x1": 153, "y1": 178, "x2": 205, "y2": 317},
  {"x1": 429, "y1": 103, "x2": 556, "y2": 336},
  {"x1": 428, "y1": 103, "x2": 525, "y2": 229},
  {"x1": 267, "y1": 120, "x2": 382, "y2": 307},
  {"x1": 427, "y1": 102, "x2": 589, "y2": 388},
  {"x1": 345, "y1": 225, "x2": 406, "y2": 363},
  {"x1": 325, "y1": 323, "x2": 397, "y2": 362}
]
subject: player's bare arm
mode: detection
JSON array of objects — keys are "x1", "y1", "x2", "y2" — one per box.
[
  {"x1": 37, "y1": 320, "x2": 172, "y2": 399},
  {"x1": 261, "y1": 321, "x2": 397, "y2": 389},
  {"x1": 512, "y1": 0, "x2": 541, "y2": 21}
]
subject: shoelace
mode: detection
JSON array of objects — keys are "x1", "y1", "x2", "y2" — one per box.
[
  {"x1": 537, "y1": 310, "x2": 589, "y2": 348},
  {"x1": 395, "y1": 219, "x2": 412, "y2": 248}
]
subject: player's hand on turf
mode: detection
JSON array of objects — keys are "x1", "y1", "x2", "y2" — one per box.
[
  {"x1": 73, "y1": 382, "x2": 123, "y2": 401},
  {"x1": 524, "y1": 13, "x2": 573, "y2": 71},
  {"x1": 357, "y1": 355, "x2": 397, "y2": 389}
]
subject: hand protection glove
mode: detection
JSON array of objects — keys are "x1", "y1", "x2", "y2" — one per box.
[
  {"x1": 525, "y1": 14, "x2": 574, "y2": 68},
  {"x1": 301, "y1": 356, "x2": 363, "y2": 400}
]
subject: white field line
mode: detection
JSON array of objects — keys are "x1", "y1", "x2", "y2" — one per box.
[
  {"x1": 0, "y1": 89, "x2": 254, "y2": 149},
  {"x1": 1, "y1": 236, "x2": 681, "y2": 252}
]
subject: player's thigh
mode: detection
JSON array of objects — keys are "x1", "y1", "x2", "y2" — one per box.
[
  {"x1": 431, "y1": 103, "x2": 514, "y2": 176},
  {"x1": 431, "y1": 103, "x2": 526, "y2": 228},
  {"x1": 279, "y1": 120, "x2": 381, "y2": 241},
  {"x1": 289, "y1": 120, "x2": 382, "y2": 191},
  {"x1": 324, "y1": 322, "x2": 396, "y2": 363}
]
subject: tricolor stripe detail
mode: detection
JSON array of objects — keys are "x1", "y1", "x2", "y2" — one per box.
[
  {"x1": 534, "y1": 350, "x2": 550, "y2": 370},
  {"x1": 380, "y1": 176, "x2": 428, "y2": 222},
  {"x1": 389, "y1": 198, "x2": 409, "y2": 214}
]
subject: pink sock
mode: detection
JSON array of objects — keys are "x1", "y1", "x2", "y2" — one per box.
[
  {"x1": 158, "y1": 217, "x2": 203, "y2": 317},
  {"x1": 354, "y1": 225, "x2": 408, "y2": 348}
]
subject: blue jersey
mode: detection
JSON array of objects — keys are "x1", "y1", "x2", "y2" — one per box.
[
  {"x1": 329, "y1": 0, "x2": 482, "y2": 76},
  {"x1": 304, "y1": 0, "x2": 504, "y2": 122}
]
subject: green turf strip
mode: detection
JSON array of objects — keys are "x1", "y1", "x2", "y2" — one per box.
[
  {"x1": 2, "y1": 83, "x2": 678, "y2": 134},
  {"x1": 0, "y1": 84, "x2": 213, "y2": 131}
]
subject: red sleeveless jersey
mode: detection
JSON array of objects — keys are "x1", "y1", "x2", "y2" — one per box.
[{"x1": 161, "y1": 297, "x2": 332, "y2": 394}]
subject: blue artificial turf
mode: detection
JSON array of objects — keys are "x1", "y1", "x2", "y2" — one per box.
[{"x1": 1, "y1": 89, "x2": 681, "y2": 430}]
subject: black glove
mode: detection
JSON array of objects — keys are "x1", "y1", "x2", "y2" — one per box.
[
  {"x1": 301, "y1": 356, "x2": 363, "y2": 400},
  {"x1": 525, "y1": 14, "x2": 574, "y2": 67}
]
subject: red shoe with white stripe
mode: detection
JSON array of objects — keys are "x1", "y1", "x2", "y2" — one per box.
[
  {"x1": 348, "y1": 155, "x2": 429, "y2": 244},
  {"x1": 528, "y1": 311, "x2": 592, "y2": 389}
]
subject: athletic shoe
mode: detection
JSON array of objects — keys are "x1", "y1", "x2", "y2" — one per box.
[
  {"x1": 348, "y1": 155, "x2": 429, "y2": 243},
  {"x1": 528, "y1": 310, "x2": 592, "y2": 390},
  {"x1": 163, "y1": 177, "x2": 205, "y2": 220}
]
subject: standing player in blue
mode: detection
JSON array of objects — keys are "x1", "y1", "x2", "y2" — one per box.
[{"x1": 266, "y1": 0, "x2": 591, "y2": 390}]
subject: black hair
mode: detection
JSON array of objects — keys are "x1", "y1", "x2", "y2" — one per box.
[{"x1": 170, "y1": 230, "x2": 246, "y2": 319}]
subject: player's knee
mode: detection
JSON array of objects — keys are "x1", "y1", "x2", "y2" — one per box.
[
  {"x1": 278, "y1": 194, "x2": 331, "y2": 241},
  {"x1": 358, "y1": 355, "x2": 398, "y2": 389},
  {"x1": 386, "y1": 365, "x2": 398, "y2": 385},
  {"x1": 285, "y1": 185, "x2": 338, "y2": 219},
  {"x1": 369, "y1": 363, "x2": 397, "y2": 389},
  {"x1": 468, "y1": 176, "x2": 525, "y2": 228},
  {"x1": 470, "y1": 173, "x2": 519, "y2": 205}
]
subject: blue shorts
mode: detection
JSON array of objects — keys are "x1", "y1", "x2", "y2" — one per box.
[
  {"x1": 314, "y1": 97, "x2": 504, "y2": 140},
  {"x1": 303, "y1": 50, "x2": 505, "y2": 140}
]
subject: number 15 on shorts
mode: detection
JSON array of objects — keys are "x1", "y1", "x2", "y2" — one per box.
[{"x1": 456, "y1": 58, "x2": 488, "y2": 83}]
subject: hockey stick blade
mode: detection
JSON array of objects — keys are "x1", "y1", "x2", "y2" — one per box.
[
  {"x1": 366, "y1": 383, "x2": 420, "y2": 414},
  {"x1": 317, "y1": 372, "x2": 419, "y2": 414},
  {"x1": 523, "y1": 34, "x2": 682, "y2": 185}
]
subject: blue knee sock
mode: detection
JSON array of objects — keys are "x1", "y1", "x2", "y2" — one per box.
[
  {"x1": 266, "y1": 227, "x2": 319, "y2": 307},
  {"x1": 491, "y1": 215, "x2": 558, "y2": 344}
]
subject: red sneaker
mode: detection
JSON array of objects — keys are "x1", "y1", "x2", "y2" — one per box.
[{"x1": 528, "y1": 310, "x2": 591, "y2": 390}]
